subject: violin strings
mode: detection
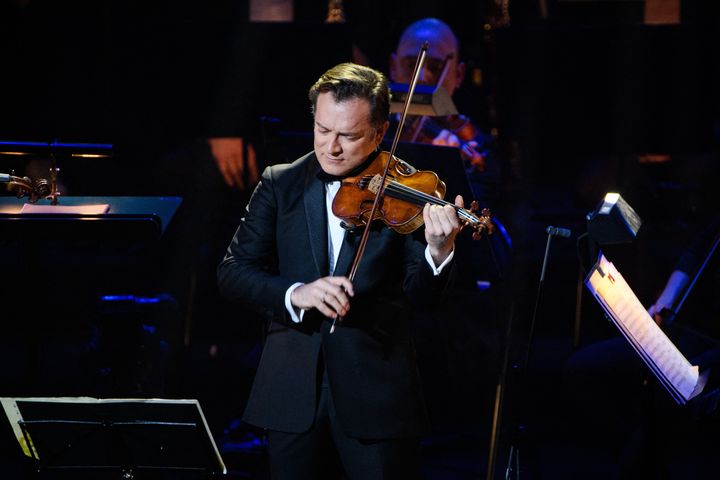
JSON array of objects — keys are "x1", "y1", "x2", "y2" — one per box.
[
  {"x1": 384, "y1": 181, "x2": 480, "y2": 225},
  {"x1": 355, "y1": 174, "x2": 488, "y2": 228}
]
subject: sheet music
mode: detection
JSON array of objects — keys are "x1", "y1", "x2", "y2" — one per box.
[
  {"x1": 20, "y1": 203, "x2": 110, "y2": 214},
  {"x1": 585, "y1": 254, "x2": 700, "y2": 404}
]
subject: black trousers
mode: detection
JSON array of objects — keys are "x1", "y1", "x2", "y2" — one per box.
[{"x1": 267, "y1": 362, "x2": 421, "y2": 480}]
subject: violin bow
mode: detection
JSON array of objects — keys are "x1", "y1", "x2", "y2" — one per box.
[
  {"x1": 407, "y1": 53, "x2": 452, "y2": 143},
  {"x1": 330, "y1": 42, "x2": 428, "y2": 334}
]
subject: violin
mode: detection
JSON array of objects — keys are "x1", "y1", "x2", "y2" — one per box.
[
  {"x1": 333, "y1": 151, "x2": 493, "y2": 240},
  {"x1": 1, "y1": 172, "x2": 50, "y2": 203},
  {"x1": 401, "y1": 114, "x2": 488, "y2": 172}
]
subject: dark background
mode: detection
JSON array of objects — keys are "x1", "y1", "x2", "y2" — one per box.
[{"x1": 2, "y1": 1, "x2": 720, "y2": 478}]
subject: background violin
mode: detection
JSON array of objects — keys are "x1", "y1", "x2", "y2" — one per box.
[
  {"x1": 1, "y1": 172, "x2": 51, "y2": 203},
  {"x1": 332, "y1": 151, "x2": 494, "y2": 240},
  {"x1": 400, "y1": 114, "x2": 489, "y2": 172}
]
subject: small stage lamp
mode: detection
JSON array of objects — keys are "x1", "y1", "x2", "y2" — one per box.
[{"x1": 586, "y1": 192, "x2": 642, "y2": 245}]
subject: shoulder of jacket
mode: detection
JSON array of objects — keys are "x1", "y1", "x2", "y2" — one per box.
[{"x1": 265, "y1": 151, "x2": 317, "y2": 182}]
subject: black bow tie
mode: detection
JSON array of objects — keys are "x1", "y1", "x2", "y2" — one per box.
[{"x1": 316, "y1": 170, "x2": 344, "y2": 183}]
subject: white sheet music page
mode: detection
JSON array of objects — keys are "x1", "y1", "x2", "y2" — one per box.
[
  {"x1": 20, "y1": 203, "x2": 110, "y2": 214},
  {"x1": 585, "y1": 254, "x2": 700, "y2": 405}
]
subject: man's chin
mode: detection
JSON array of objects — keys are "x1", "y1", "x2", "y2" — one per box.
[{"x1": 321, "y1": 163, "x2": 349, "y2": 177}]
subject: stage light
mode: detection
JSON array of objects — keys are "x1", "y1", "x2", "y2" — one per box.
[{"x1": 586, "y1": 192, "x2": 642, "y2": 245}]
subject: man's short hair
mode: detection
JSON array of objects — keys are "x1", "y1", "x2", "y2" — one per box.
[{"x1": 308, "y1": 63, "x2": 390, "y2": 130}]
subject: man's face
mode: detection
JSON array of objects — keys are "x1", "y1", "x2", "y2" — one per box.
[
  {"x1": 390, "y1": 30, "x2": 464, "y2": 97},
  {"x1": 313, "y1": 92, "x2": 388, "y2": 176}
]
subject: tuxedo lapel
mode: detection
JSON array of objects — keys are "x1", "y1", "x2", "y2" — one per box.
[
  {"x1": 334, "y1": 228, "x2": 357, "y2": 277},
  {"x1": 303, "y1": 161, "x2": 329, "y2": 277}
]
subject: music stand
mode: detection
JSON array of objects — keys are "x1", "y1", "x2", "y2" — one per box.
[
  {"x1": 389, "y1": 83, "x2": 458, "y2": 117},
  {"x1": 0, "y1": 196, "x2": 181, "y2": 241},
  {"x1": 1, "y1": 397, "x2": 226, "y2": 479}
]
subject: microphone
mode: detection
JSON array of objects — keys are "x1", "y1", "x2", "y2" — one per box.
[{"x1": 546, "y1": 226, "x2": 571, "y2": 238}]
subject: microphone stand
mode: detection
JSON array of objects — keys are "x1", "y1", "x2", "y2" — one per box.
[{"x1": 494, "y1": 226, "x2": 568, "y2": 480}]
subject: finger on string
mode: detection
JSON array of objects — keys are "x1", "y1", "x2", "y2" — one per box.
[
  {"x1": 423, "y1": 203, "x2": 434, "y2": 232},
  {"x1": 424, "y1": 204, "x2": 444, "y2": 235},
  {"x1": 429, "y1": 204, "x2": 453, "y2": 233},
  {"x1": 443, "y1": 204, "x2": 460, "y2": 229}
]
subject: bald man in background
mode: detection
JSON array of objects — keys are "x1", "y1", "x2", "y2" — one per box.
[{"x1": 389, "y1": 17, "x2": 499, "y2": 209}]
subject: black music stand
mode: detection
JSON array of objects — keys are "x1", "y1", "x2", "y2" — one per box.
[
  {"x1": 0, "y1": 196, "x2": 182, "y2": 241},
  {"x1": 2, "y1": 397, "x2": 226, "y2": 479}
]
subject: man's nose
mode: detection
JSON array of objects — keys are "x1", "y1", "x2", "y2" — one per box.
[
  {"x1": 417, "y1": 66, "x2": 434, "y2": 85},
  {"x1": 327, "y1": 135, "x2": 342, "y2": 153}
]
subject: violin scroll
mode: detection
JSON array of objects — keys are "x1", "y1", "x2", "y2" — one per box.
[
  {"x1": 2, "y1": 172, "x2": 51, "y2": 203},
  {"x1": 466, "y1": 204, "x2": 495, "y2": 241},
  {"x1": 4, "y1": 173, "x2": 33, "y2": 197}
]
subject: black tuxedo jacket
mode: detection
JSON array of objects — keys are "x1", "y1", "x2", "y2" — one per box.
[{"x1": 218, "y1": 151, "x2": 455, "y2": 439}]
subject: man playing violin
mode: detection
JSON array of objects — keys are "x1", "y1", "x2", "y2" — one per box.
[{"x1": 218, "y1": 62, "x2": 465, "y2": 478}]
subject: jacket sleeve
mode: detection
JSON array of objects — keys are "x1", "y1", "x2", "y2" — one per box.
[
  {"x1": 217, "y1": 166, "x2": 295, "y2": 320},
  {"x1": 401, "y1": 229, "x2": 456, "y2": 306}
]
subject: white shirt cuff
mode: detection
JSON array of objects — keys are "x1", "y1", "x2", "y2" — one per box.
[
  {"x1": 425, "y1": 246, "x2": 454, "y2": 276},
  {"x1": 284, "y1": 282, "x2": 305, "y2": 323}
]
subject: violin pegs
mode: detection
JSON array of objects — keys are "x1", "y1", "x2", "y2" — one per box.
[{"x1": 470, "y1": 200, "x2": 479, "y2": 213}]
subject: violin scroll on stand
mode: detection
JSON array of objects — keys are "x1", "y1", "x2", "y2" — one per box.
[{"x1": 1, "y1": 172, "x2": 51, "y2": 203}]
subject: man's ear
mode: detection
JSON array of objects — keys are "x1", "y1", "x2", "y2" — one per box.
[
  {"x1": 455, "y1": 61, "x2": 466, "y2": 90},
  {"x1": 376, "y1": 120, "x2": 390, "y2": 144}
]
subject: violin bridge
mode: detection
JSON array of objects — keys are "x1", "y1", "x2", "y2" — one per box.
[{"x1": 368, "y1": 174, "x2": 383, "y2": 194}]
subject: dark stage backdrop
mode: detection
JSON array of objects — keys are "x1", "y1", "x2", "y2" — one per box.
[{"x1": 3, "y1": 3, "x2": 720, "y2": 478}]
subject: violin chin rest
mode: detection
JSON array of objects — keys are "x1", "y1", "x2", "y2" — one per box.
[{"x1": 340, "y1": 221, "x2": 359, "y2": 232}]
